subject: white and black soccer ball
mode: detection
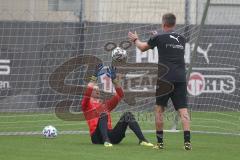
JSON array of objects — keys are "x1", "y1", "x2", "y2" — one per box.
[
  {"x1": 111, "y1": 47, "x2": 128, "y2": 63},
  {"x1": 42, "y1": 125, "x2": 58, "y2": 138}
]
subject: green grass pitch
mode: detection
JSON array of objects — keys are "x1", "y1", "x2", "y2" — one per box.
[
  {"x1": 0, "y1": 112, "x2": 240, "y2": 160},
  {"x1": 0, "y1": 133, "x2": 240, "y2": 160}
]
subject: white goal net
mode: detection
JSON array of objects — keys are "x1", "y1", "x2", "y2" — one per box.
[{"x1": 0, "y1": 0, "x2": 239, "y2": 135}]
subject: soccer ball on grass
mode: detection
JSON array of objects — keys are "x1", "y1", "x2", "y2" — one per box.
[{"x1": 42, "y1": 125, "x2": 57, "y2": 138}]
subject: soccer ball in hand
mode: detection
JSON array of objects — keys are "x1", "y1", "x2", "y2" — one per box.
[
  {"x1": 112, "y1": 47, "x2": 128, "y2": 63},
  {"x1": 42, "y1": 125, "x2": 58, "y2": 138}
]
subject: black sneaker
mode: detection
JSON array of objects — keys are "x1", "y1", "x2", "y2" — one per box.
[
  {"x1": 153, "y1": 142, "x2": 164, "y2": 149},
  {"x1": 184, "y1": 142, "x2": 192, "y2": 150}
]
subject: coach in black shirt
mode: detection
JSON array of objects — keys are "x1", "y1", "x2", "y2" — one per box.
[{"x1": 128, "y1": 13, "x2": 191, "y2": 150}]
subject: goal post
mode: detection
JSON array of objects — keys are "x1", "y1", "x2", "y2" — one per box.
[
  {"x1": 185, "y1": 0, "x2": 240, "y2": 135},
  {"x1": 171, "y1": 0, "x2": 211, "y2": 130},
  {"x1": 0, "y1": 0, "x2": 239, "y2": 136}
]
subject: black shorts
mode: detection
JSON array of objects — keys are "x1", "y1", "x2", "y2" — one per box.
[
  {"x1": 91, "y1": 112, "x2": 133, "y2": 144},
  {"x1": 91, "y1": 128, "x2": 125, "y2": 144},
  {"x1": 156, "y1": 81, "x2": 187, "y2": 110}
]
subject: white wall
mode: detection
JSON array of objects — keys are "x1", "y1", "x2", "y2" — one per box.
[
  {"x1": 197, "y1": 0, "x2": 240, "y2": 25},
  {"x1": 0, "y1": 0, "x2": 79, "y2": 22},
  {"x1": 0, "y1": 0, "x2": 239, "y2": 25},
  {"x1": 84, "y1": 0, "x2": 187, "y2": 24}
]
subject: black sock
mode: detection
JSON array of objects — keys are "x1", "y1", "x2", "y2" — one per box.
[
  {"x1": 184, "y1": 131, "x2": 191, "y2": 143},
  {"x1": 99, "y1": 113, "x2": 110, "y2": 142},
  {"x1": 156, "y1": 131, "x2": 163, "y2": 143}
]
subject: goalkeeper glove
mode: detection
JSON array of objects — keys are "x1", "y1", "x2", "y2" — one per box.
[
  {"x1": 90, "y1": 63, "x2": 104, "y2": 81},
  {"x1": 106, "y1": 66, "x2": 119, "y2": 84},
  {"x1": 95, "y1": 63, "x2": 104, "y2": 77}
]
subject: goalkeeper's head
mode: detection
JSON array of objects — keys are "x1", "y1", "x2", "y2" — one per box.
[
  {"x1": 162, "y1": 13, "x2": 176, "y2": 31},
  {"x1": 92, "y1": 85, "x2": 100, "y2": 99}
]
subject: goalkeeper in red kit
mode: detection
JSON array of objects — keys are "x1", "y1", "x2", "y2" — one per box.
[{"x1": 81, "y1": 64, "x2": 153, "y2": 147}]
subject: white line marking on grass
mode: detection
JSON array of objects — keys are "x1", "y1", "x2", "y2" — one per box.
[{"x1": 0, "y1": 130, "x2": 239, "y2": 136}]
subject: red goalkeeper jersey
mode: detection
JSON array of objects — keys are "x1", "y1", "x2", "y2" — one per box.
[{"x1": 81, "y1": 84, "x2": 124, "y2": 136}]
